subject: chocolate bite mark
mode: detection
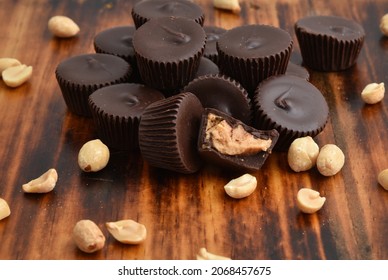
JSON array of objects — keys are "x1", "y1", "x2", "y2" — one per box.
[
  {"x1": 205, "y1": 113, "x2": 272, "y2": 156},
  {"x1": 161, "y1": 25, "x2": 191, "y2": 44},
  {"x1": 274, "y1": 86, "x2": 292, "y2": 110}
]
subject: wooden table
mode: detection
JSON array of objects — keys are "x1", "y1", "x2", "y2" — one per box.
[{"x1": 0, "y1": 0, "x2": 388, "y2": 260}]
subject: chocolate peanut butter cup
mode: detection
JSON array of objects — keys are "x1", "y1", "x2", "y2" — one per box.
[
  {"x1": 183, "y1": 74, "x2": 252, "y2": 125},
  {"x1": 138, "y1": 92, "x2": 204, "y2": 174},
  {"x1": 89, "y1": 83, "x2": 165, "y2": 150},
  {"x1": 194, "y1": 57, "x2": 219, "y2": 79},
  {"x1": 203, "y1": 25, "x2": 227, "y2": 65},
  {"x1": 217, "y1": 24, "x2": 293, "y2": 95},
  {"x1": 131, "y1": 0, "x2": 205, "y2": 28},
  {"x1": 286, "y1": 62, "x2": 310, "y2": 80},
  {"x1": 295, "y1": 15, "x2": 365, "y2": 71},
  {"x1": 198, "y1": 108, "x2": 279, "y2": 171},
  {"x1": 253, "y1": 75, "x2": 329, "y2": 151},
  {"x1": 55, "y1": 53, "x2": 132, "y2": 117},
  {"x1": 133, "y1": 16, "x2": 206, "y2": 92}
]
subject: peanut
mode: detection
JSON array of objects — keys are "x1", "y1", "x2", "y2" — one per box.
[
  {"x1": 78, "y1": 139, "x2": 110, "y2": 172},
  {"x1": 224, "y1": 173, "x2": 257, "y2": 199},
  {"x1": 378, "y1": 169, "x2": 388, "y2": 191},
  {"x1": 2, "y1": 64, "x2": 32, "y2": 88},
  {"x1": 196, "y1": 247, "x2": 231, "y2": 260},
  {"x1": 213, "y1": 0, "x2": 241, "y2": 13},
  {"x1": 0, "y1": 198, "x2": 11, "y2": 221},
  {"x1": 48, "y1": 15, "x2": 80, "y2": 38},
  {"x1": 296, "y1": 188, "x2": 326, "y2": 214},
  {"x1": 361, "y1": 82, "x2": 385, "y2": 104},
  {"x1": 72, "y1": 219, "x2": 105, "y2": 253},
  {"x1": 288, "y1": 136, "x2": 319, "y2": 172},
  {"x1": 380, "y1": 14, "x2": 388, "y2": 36},
  {"x1": 22, "y1": 168, "x2": 58, "y2": 193},
  {"x1": 0, "y1": 58, "x2": 21, "y2": 77},
  {"x1": 106, "y1": 219, "x2": 147, "y2": 244},
  {"x1": 316, "y1": 144, "x2": 345, "y2": 176}
]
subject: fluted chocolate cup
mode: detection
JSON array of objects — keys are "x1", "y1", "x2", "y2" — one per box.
[
  {"x1": 294, "y1": 15, "x2": 365, "y2": 72},
  {"x1": 217, "y1": 24, "x2": 293, "y2": 96},
  {"x1": 133, "y1": 16, "x2": 206, "y2": 93},
  {"x1": 138, "y1": 92, "x2": 204, "y2": 174}
]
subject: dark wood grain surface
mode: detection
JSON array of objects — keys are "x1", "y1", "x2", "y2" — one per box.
[{"x1": 0, "y1": 0, "x2": 388, "y2": 260}]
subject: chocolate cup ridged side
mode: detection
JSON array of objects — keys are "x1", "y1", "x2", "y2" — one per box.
[
  {"x1": 139, "y1": 93, "x2": 203, "y2": 174},
  {"x1": 131, "y1": 10, "x2": 205, "y2": 29},
  {"x1": 253, "y1": 102, "x2": 327, "y2": 151},
  {"x1": 55, "y1": 71, "x2": 131, "y2": 117},
  {"x1": 295, "y1": 27, "x2": 365, "y2": 71},
  {"x1": 88, "y1": 101, "x2": 140, "y2": 151},
  {"x1": 217, "y1": 43, "x2": 293, "y2": 96},
  {"x1": 135, "y1": 45, "x2": 204, "y2": 91},
  {"x1": 203, "y1": 53, "x2": 219, "y2": 66}
]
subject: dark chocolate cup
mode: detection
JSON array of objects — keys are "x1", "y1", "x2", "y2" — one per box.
[
  {"x1": 198, "y1": 108, "x2": 279, "y2": 172},
  {"x1": 217, "y1": 25, "x2": 293, "y2": 96},
  {"x1": 131, "y1": 0, "x2": 205, "y2": 29},
  {"x1": 88, "y1": 83, "x2": 165, "y2": 151},
  {"x1": 294, "y1": 15, "x2": 365, "y2": 71},
  {"x1": 55, "y1": 54, "x2": 132, "y2": 117},
  {"x1": 138, "y1": 92, "x2": 204, "y2": 174},
  {"x1": 203, "y1": 26, "x2": 227, "y2": 65},
  {"x1": 253, "y1": 75, "x2": 329, "y2": 151}
]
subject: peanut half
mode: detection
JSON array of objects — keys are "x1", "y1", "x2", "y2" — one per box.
[
  {"x1": 380, "y1": 14, "x2": 388, "y2": 36},
  {"x1": 2, "y1": 64, "x2": 32, "y2": 88},
  {"x1": 0, "y1": 198, "x2": 11, "y2": 221},
  {"x1": 22, "y1": 168, "x2": 58, "y2": 193},
  {"x1": 0, "y1": 58, "x2": 21, "y2": 77},
  {"x1": 224, "y1": 173, "x2": 257, "y2": 199},
  {"x1": 106, "y1": 219, "x2": 147, "y2": 244},
  {"x1": 361, "y1": 82, "x2": 385, "y2": 104},
  {"x1": 196, "y1": 247, "x2": 231, "y2": 260},
  {"x1": 48, "y1": 15, "x2": 80, "y2": 38},
  {"x1": 72, "y1": 219, "x2": 105, "y2": 253},
  {"x1": 213, "y1": 0, "x2": 241, "y2": 13},
  {"x1": 296, "y1": 188, "x2": 326, "y2": 214},
  {"x1": 316, "y1": 144, "x2": 345, "y2": 176},
  {"x1": 378, "y1": 169, "x2": 388, "y2": 191}
]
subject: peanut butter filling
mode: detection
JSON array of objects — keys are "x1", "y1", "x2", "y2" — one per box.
[{"x1": 205, "y1": 113, "x2": 272, "y2": 156}]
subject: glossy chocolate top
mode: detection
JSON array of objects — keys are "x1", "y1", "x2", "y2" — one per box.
[
  {"x1": 183, "y1": 74, "x2": 251, "y2": 125},
  {"x1": 203, "y1": 25, "x2": 226, "y2": 58},
  {"x1": 93, "y1": 26, "x2": 136, "y2": 58},
  {"x1": 295, "y1": 15, "x2": 365, "y2": 40},
  {"x1": 217, "y1": 24, "x2": 293, "y2": 59},
  {"x1": 133, "y1": 17, "x2": 206, "y2": 62},
  {"x1": 132, "y1": 0, "x2": 203, "y2": 23},
  {"x1": 89, "y1": 83, "x2": 164, "y2": 118},
  {"x1": 254, "y1": 75, "x2": 328, "y2": 132},
  {"x1": 56, "y1": 53, "x2": 131, "y2": 85}
]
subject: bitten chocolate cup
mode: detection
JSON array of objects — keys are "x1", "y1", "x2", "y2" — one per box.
[
  {"x1": 253, "y1": 75, "x2": 329, "y2": 151},
  {"x1": 133, "y1": 16, "x2": 206, "y2": 92},
  {"x1": 183, "y1": 74, "x2": 252, "y2": 125},
  {"x1": 294, "y1": 15, "x2": 365, "y2": 71},
  {"x1": 88, "y1": 83, "x2": 165, "y2": 151},
  {"x1": 55, "y1": 53, "x2": 132, "y2": 117},
  {"x1": 217, "y1": 24, "x2": 293, "y2": 95},
  {"x1": 131, "y1": 0, "x2": 205, "y2": 29},
  {"x1": 198, "y1": 108, "x2": 279, "y2": 172},
  {"x1": 138, "y1": 92, "x2": 204, "y2": 174}
]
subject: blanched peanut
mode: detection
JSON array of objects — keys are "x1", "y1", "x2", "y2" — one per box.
[
  {"x1": 361, "y1": 82, "x2": 385, "y2": 104},
  {"x1": 72, "y1": 219, "x2": 105, "y2": 253},
  {"x1": 0, "y1": 198, "x2": 11, "y2": 221},
  {"x1": 380, "y1": 14, "x2": 388, "y2": 36},
  {"x1": 0, "y1": 58, "x2": 21, "y2": 77},
  {"x1": 296, "y1": 188, "x2": 326, "y2": 214},
  {"x1": 213, "y1": 0, "x2": 241, "y2": 13},
  {"x1": 78, "y1": 139, "x2": 110, "y2": 172},
  {"x1": 378, "y1": 169, "x2": 388, "y2": 191},
  {"x1": 48, "y1": 15, "x2": 80, "y2": 38},
  {"x1": 2, "y1": 64, "x2": 32, "y2": 87},
  {"x1": 196, "y1": 247, "x2": 231, "y2": 260},
  {"x1": 316, "y1": 144, "x2": 345, "y2": 176},
  {"x1": 22, "y1": 168, "x2": 58, "y2": 193},
  {"x1": 106, "y1": 219, "x2": 147, "y2": 244},
  {"x1": 288, "y1": 136, "x2": 319, "y2": 172},
  {"x1": 224, "y1": 173, "x2": 257, "y2": 199}
]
